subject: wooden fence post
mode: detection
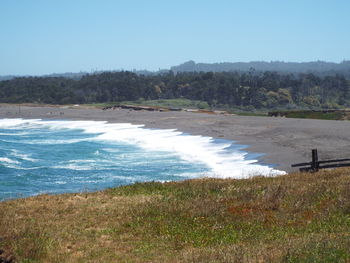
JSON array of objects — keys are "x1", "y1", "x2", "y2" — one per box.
[
  {"x1": 311, "y1": 149, "x2": 319, "y2": 172},
  {"x1": 292, "y1": 149, "x2": 350, "y2": 172}
]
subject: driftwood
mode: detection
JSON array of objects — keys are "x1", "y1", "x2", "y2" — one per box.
[
  {"x1": 102, "y1": 104, "x2": 229, "y2": 114},
  {"x1": 102, "y1": 104, "x2": 169, "y2": 112}
]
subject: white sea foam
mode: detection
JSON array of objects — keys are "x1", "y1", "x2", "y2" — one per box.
[
  {"x1": 10, "y1": 150, "x2": 38, "y2": 162},
  {"x1": 0, "y1": 132, "x2": 30, "y2": 136},
  {"x1": 0, "y1": 157, "x2": 20, "y2": 164},
  {"x1": 13, "y1": 166, "x2": 45, "y2": 170},
  {"x1": 53, "y1": 160, "x2": 114, "y2": 171},
  {"x1": 52, "y1": 164, "x2": 97, "y2": 171},
  {"x1": 0, "y1": 138, "x2": 88, "y2": 145},
  {"x1": 54, "y1": 181, "x2": 67, "y2": 185},
  {"x1": 0, "y1": 118, "x2": 41, "y2": 128},
  {"x1": 68, "y1": 159, "x2": 98, "y2": 163},
  {"x1": 26, "y1": 138, "x2": 88, "y2": 145},
  {"x1": 0, "y1": 118, "x2": 286, "y2": 178}
]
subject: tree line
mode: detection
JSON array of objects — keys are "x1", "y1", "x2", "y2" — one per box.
[
  {"x1": 0, "y1": 71, "x2": 349, "y2": 110},
  {"x1": 171, "y1": 60, "x2": 350, "y2": 77}
]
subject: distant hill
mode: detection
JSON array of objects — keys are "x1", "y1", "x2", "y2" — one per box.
[
  {"x1": 0, "y1": 70, "x2": 165, "y2": 81},
  {"x1": 2, "y1": 60, "x2": 350, "y2": 80},
  {"x1": 0, "y1": 72, "x2": 88, "y2": 81},
  {"x1": 45, "y1": 72, "x2": 88, "y2": 79},
  {"x1": 0, "y1": 75, "x2": 18, "y2": 81},
  {"x1": 171, "y1": 60, "x2": 350, "y2": 76}
]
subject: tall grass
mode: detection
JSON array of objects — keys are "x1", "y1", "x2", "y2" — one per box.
[{"x1": 1, "y1": 169, "x2": 350, "y2": 262}]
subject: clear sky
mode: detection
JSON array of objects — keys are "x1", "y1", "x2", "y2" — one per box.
[{"x1": 1, "y1": 0, "x2": 349, "y2": 75}]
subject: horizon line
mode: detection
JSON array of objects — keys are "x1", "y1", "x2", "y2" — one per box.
[{"x1": 1, "y1": 59, "x2": 350, "y2": 77}]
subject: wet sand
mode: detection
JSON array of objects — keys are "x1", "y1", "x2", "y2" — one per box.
[{"x1": 1, "y1": 104, "x2": 350, "y2": 173}]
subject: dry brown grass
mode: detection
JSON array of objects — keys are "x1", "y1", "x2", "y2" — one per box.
[{"x1": 1, "y1": 168, "x2": 350, "y2": 262}]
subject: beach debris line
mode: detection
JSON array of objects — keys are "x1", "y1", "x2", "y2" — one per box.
[
  {"x1": 102, "y1": 104, "x2": 180, "y2": 111},
  {"x1": 102, "y1": 104, "x2": 229, "y2": 114},
  {"x1": 292, "y1": 149, "x2": 350, "y2": 172}
]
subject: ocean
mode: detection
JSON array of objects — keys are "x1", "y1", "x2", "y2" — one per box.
[{"x1": 0, "y1": 118, "x2": 285, "y2": 200}]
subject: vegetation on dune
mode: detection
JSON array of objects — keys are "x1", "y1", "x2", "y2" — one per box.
[
  {"x1": 88, "y1": 98, "x2": 211, "y2": 110},
  {"x1": 273, "y1": 110, "x2": 350, "y2": 120},
  {"x1": 0, "y1": 71, "x2": 349, "y2": 111},
  {"x1": 1, "y1": 169, "x2": 350, "y2": 262}
]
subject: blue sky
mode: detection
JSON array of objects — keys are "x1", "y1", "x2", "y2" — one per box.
[{"x1": 0, "y1": 0, "x2": 349, "y2": 75}]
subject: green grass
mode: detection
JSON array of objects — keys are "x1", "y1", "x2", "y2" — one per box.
[
  {"x1": 1, "y1": 169, "x2": 350, "y2": 262},
  {"x1": 87, "y1": 99, "x2": 272, "y2": 116},
  {"x1": 285, "y1": 111, "x2": 345, "y2": 120},
  {"x1": 86, "y1": 98, "x2": 210, "y2": 110},
  {"x1": 234, "y1": 111, "x2": 268, "y2": 117},
  {"x1": 270, "y1": 110, "x2": 349, "y2": 120}
]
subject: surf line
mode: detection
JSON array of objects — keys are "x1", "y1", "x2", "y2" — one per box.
[{"x1": 0, "y1": 118, "x2": 286, "y2": 178}]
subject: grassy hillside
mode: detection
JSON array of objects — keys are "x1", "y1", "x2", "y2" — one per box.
[{"x1": 1, "y1": 169, "x2": 350, "y2": 262}]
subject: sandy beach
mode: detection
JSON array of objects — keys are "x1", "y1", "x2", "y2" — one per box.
[{"x1": 1, "y1": 104, "x2": 350, "y2": 173}]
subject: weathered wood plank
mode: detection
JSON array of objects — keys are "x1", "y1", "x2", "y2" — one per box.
[
  {"x1": 291, "y1": 149, "x2": 350, "y2": 172},
  {"x1": 318, "y1": 158, "x2": 350, "y2": 164},
  {"x1": 291, "y1": 162, "x2": 312, "y2": 167},
  {"x1": 319, "y1": 163, "x2": 350, "y2": 169}
]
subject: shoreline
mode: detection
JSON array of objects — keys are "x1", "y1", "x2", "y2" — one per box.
[{"x1": 1, "y1": 104, "x2": 350, "y2": 172}]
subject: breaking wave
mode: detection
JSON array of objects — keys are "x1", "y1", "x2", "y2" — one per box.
[{"x1": 0, "y1": 118, "x2": 285, "y2": 200}]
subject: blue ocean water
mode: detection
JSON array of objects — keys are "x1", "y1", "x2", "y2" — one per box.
[{"x1": 0, "y1": 119, "x2": 285, "y2": 201}]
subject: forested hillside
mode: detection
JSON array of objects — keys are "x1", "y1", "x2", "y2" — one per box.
[
  {"x1": 171, "y1": 60, "x2": 350, "y2": 77},
  {"x1": 0, "y1": 71, "x2": 349, "y2": 110}
]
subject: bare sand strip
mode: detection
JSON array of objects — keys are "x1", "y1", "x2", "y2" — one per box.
[{"x1": 1, "y1": 104, "x2": 350, "y2": 173}]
